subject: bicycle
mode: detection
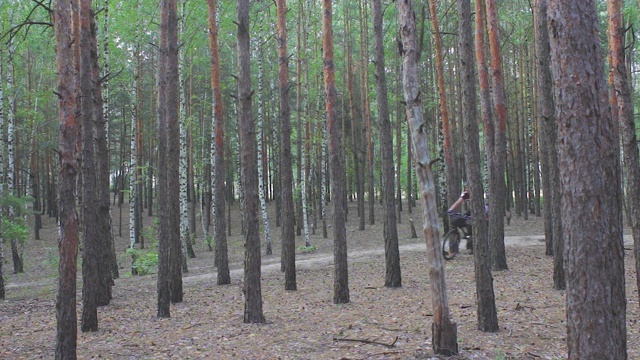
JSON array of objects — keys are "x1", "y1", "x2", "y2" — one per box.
[{"x1": 442, "y1": 211, "x2": 472, "y2": 260}]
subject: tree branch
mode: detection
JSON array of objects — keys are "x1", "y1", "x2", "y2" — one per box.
[{"x1": 333, "y1": 336, "x2": 398, "y2": 348}]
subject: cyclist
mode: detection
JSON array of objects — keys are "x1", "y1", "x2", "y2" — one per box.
[{"x1": 447, "y1": 190, "x2": 473, "y2": 250}]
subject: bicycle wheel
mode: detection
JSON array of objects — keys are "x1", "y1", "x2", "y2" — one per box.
[{"x1": 443, "y1": 229, "x2": 461, "y2": 260}]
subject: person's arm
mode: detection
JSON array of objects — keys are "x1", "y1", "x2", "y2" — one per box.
[{"x1": 448, "y1": 197, "x2": 464, "y2": 212}]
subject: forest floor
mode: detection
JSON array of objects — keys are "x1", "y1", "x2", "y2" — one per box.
[{"x1": 1, "y1": 201, "x2": 639, "y2": 360}]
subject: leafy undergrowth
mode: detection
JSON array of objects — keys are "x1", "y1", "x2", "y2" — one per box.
[{"x1": 1, "y1": 205, "x2": 639, "y2": 359}]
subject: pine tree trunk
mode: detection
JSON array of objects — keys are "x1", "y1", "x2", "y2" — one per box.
[
  {"x1": 166, "y1": 0, "x2": 182, "y2": 305},
  {"x1": 323, "y1": 0, "x2": 350, "y2": 305},
  {"x1": 428, "y1": 0, "x2": 459, "y2": 208},
  {"x1": 79, "y1": 0, "x2": 100, "y2": 332},
  {"x1": 398, "y1": 0, "x2": 458, "y2": 354},
  {"x1": 372, "y1": 0, "x2": 401, "y2": 288},
  {"x1": 99, "y1": 0, "x2": 119, "y2": 281},
  {"x1": 54, "y1": 0, "x2": 80, "y2": 356},
  {"x1": 608, "y1": 0, "x2": 640, "y2": 310},
  {"x1": 207, "y1": 0, "x2": 230, "y2": 286},
  {"x1": 278, "y1": 0, "x2": 296, "y2": 290},
  {"x1": 485, "y1": 0, "x2": 508, "y2": 271},
  {"x1": 458, "y1": 0, "x2": 498, "y2": 332},
  {"x1": 237, "y1": 0, "x2": 265, "y2": 323},
  {"x1": 534, "y1": 0, "x2": 564, "y2": 288},
  {"x1": 549, "y1": 1, "x2": 627, "y2": 357},
  {"x1": 90, "y1": 7, "x2": 115, "y2": 305}
]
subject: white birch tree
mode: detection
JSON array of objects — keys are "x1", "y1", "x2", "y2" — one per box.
[
  {"x1": 256, "y1": 21, "x2": 272, "y2": 255},
  {"x1": 129, "y1": 0, "x2": 143, "y2": 272},
  {"x1": 0, "y1": 59, "x2": 5, "y2": 299},
  {"x1": 6, "y1": 15, "x2": 23, "y2": 274},
  {"x1": 178, "y1": 0, "x2": 189, "y2": 273}
]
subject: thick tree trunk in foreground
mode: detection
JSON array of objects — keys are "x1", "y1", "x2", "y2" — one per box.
[
  {"x1": 398, "y1": 0, "x2": 457, "y2": 355},
  {"x1": 458, "y1": 0, "x2": 498, "y2": 332},
  {"x1": 323, "y1": 0, "x2": 350, "y2": 304},
  {"x1": 548, "y1": 0, "x2": 627, "y2": 358},
  {"x1": 55, "y1": 0, "x2": 80, "y2": 357},
  {"x1": 237, "y1": 0, "x2": 265, "y2": 323}
]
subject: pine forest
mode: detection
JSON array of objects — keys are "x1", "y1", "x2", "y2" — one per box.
[{"x1": 0, "y1": 0, "x2": 639, "y2": 358}]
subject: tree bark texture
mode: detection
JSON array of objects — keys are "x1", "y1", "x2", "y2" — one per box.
[
  {"x1": 79, "y1": 0, "x2": 100, "y2": 332},
  {"x1": 457, "y1": 0, "x2": 498, "y2": 332},
  {"x1": 237, "y1": 0, "x2": 265, "y2": 323},
  {"x1": 323, "y1": 0, "x2": 350, "y2": 305},
  {"x1": 608, "y1": 0, "x2": 640, "y2": 307},
  {"x1": 371, "y1": 0, "x2": 401, "y2": 288},
  {"x1": 54, "y1": 0, "x2": 80, "y2": 357},
  {"x1": 207, "y1": 0, "x2": 230, "y2": 286},
  {"x1": 484, "y1": 0, "x2": 508, "y2": 271},
  {"x1": 166, "y1": 0, "x2": 183, "y2": 305},
  {"x1": 398, "y1": 0, "x2": 457, "y2": 355},
  {"x1": 534, "y1": 0, "x2": 564, "y2": 289},
  {"x1": 278, "y1": 0, "x2": 295, "y2": 288},
  {"x1": 548, "y1": 0, "x2": 627, "y2": 358},
  {"x1": 428, "y1": 0, "x2": 459, "y2": 207}
]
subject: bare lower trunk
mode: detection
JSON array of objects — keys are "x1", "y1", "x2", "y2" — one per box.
[{"x1": 398, "y1": 0, "x2": 457, "y2": 354}]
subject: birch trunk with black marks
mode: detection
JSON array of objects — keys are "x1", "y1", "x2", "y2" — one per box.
[
  {"x1": 178, "y1": 0, "x2": 190, "y2": 273},
  {"x1": 256, "y1": 21, "x2": 272, "y2": 255}
]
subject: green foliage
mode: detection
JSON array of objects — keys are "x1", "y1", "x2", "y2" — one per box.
[
  {"x1": 1, "y1": 195, "x2": 34, "y2": 247},
  {"x1": 126, "y1": 221, "x2": 159, "y2": 276},
  {"x1": 297, "y1": 244, "x2": 317, "y2": 254},
  {"x1": 126, "y1": 247, "x2": 158, "y2": 276},
  {"x1": 2, "y1": 218, "x2": 29, "y2": 246}
]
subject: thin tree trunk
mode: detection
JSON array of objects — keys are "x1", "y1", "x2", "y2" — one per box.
[
  {"x1": 178, "y1": 0, "x2": 190, "y2": 274},
  {"x1": 100, "y1": 0, "x2": 119, "y2": 281},
  {"x1": 278, "y1": 0, "x2": 296, "y2": 290},
  {"x1": 6, "y1": 16, "x2": 23, "y2": 274},
  {"x1": 458, "y1": 0, "x2": 498, "y2": 332},
  {"x1": 485, "y1": 0, "x2": 508, "y2": 271},
  {"x1": 237, "y1": 0, "x2": 265, "y2": 323},
  {"x1": 323, "y1": 0, "x2": 350, "y2": 305},
  {"x1": 256, "y1": 22, "x2": 272, "y2": 255},
  {"x1": 79, "y1": 0, "x2": 100, "y2": 332},
  {"x1": 89, "y1": 6, "x2": 114, "y2": 306},
  {"x1": 608, "y1": 0, "x2": 640, "y2": 309},
  {"x1": 534, "y1": 0, "x2": 564, "y2": 288},
  {"x1": 428, "y1": 0, "x2": 459, "y2": 208},
  {"x1": 0, "y1": 49, "x2": 4, "y2": 300},
  {"x1": 207, "y1": 0, "x2": 230, "y2": 286},
  {"x1": 371, "y1": 0, "x2": 401, "y2": 288}
]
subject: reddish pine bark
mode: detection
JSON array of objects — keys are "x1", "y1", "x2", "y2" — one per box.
[
  {"x1": 276, "y1": 0, "x2": 296, "y2": 291},
  {"x1": 548, "y1": 0, "x2": 627, "y2": 357},
  {"x1": 207, "y1": 0, "x2": 230, "y2": 286},
  {"x1": 55, "y1": 0, "x2": 80, "y2": 357},
  {"x1": 323, "y1": 0, "x2": 350, "y2": 305}
]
